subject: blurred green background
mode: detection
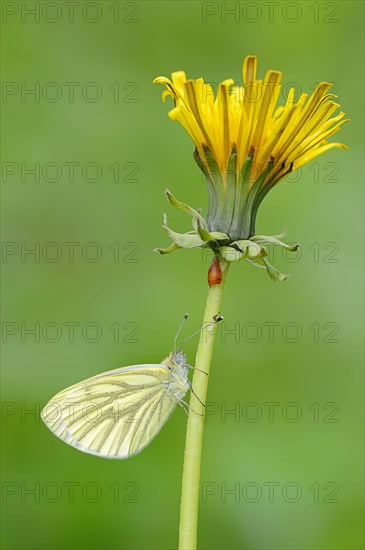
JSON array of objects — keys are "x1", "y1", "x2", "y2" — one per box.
[{"x1": 1, "y1": 1, "x2": 363, "y2": 549}]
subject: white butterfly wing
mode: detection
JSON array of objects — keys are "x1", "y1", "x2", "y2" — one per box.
[{"x1": 41, "y1": 364, "x2": 178, "y2": 459}]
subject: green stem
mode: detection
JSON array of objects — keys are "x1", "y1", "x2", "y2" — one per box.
[{"x1": 178, "y1": 258, "x2": 230, "y2": 550}]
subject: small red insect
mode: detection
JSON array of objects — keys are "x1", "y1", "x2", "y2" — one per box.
[{"x1": 208, "y1": 256, "x2": 222, "y2": 286}]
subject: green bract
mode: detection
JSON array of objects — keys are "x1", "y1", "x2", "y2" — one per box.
[
  {"x1": 196, "y1": 146, "x2": 293, "y2": 241},
  {"x1": 154, "y1": 189, "x2": 299, "y2": 283}
]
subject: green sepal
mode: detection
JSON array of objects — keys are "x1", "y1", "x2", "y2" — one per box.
[
  {"x1": 157, "y1": 184, "x2": 295, "y2": 283},
  {"x1": 261, "y1": 256, "x2": 290, "y2": 282},
  {"x1": 231, "y1": 239, "x2": 264, "y2": 259},
  {"x1": 245, "y1": 250, "x2": 290, "y2": 282},
  {"x1": 197, "y1": 220, "x2": 217, "y2": 253},
  {"x1": 196, "y1": 217, "x2": 213, "y2": 242},
  {"x1": 192, "y1": 208, "x2": 203, "y2": 231},
  {"x1": 154, "y1": 243, "x2": 181, "y2": 255},
  {"x1": 219, "y1": 146, "x2": 237, "y2": 235},
  {"x1": 202, "y1": 146, "x2": 226, "y2": 230},
  {"x1": 220, "y1": 246, "x2": 244, "y2": 262},
  {"x1": 228, "y1": 148, "x2": 255, "y2": 240},
  {"x1": 240, "y1": 156, "x2": 275, "y2": 239},
  {"x1": 162, "y1": 214, "x2": 205, "y2": 248},
  {"x1": 251, "y1": 234, "x2": 299, "y2": 251},
  {"x1": 165, "y1": 189, "x2": 209, "y2": 232},
  {"x1": 221, "y1": 240, "x2": 266, "y2": 263},
  {"x1": 194, "y1": 148, "x2": 217, "y2": 222},
  {"x1": 196, "y1": 219, "x2": 228, "y2": 243},
  {"x1": 210, "y1": 231, "x2": 230, "y2": 242}
]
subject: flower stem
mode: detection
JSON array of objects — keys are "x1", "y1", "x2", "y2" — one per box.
[{"x1": 178, "y1": 258, "x2": 230, "y2": 550}]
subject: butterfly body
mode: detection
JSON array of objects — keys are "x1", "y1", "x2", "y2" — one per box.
[
  {"x1": 41, "y1": 351, "x2": 189, "y2": 459},
  {"x1": 162, "y1": 350, "x2": 189, "y2": 398}
]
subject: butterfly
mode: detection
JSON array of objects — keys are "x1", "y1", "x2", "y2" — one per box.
[{"x1": 41, "y1": 314, "x2": 222, "y2": 459}]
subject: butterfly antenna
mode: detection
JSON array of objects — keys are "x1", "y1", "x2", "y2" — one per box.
[
  {"x1": 186, "y1": 364, "x2": 207, "y2": 375},
  {"x1": 177, "y1": 314, "x2": 223, "y2": 350},
  {"x1": 174, "y1": 313, "x2": 189, "y2": 352}
]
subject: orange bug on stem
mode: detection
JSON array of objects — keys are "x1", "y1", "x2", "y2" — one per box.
[{"x1": 208, "y1": 256, "x2": 222, "y2": 286}]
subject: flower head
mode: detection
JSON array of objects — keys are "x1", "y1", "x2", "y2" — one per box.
[{"x1": 154, "y1": 56, "x2": 348, "y2": 281}]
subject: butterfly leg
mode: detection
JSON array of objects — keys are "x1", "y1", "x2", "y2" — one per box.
[
  {"x1": 187, "y1": 379, "x2": 206, "y2": 409},
  {"x1": 177, "y1": 397, "x2": 204, "y2": 417},
  {"x1": 176, "y1": 399, "x2": 189, "y2": 416}
]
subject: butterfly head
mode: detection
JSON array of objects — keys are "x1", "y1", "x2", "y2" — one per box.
[
  {"x1": 163, "y1": 349, "x2": 188, "y2": 375},
  {"x1": 171, "y1": 350, "x2": 187, "y2": 369}
]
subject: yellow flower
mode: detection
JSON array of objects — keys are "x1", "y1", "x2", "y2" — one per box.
[{"x1": 154, "y1": 55, "x2": 348, "y2": 241}]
